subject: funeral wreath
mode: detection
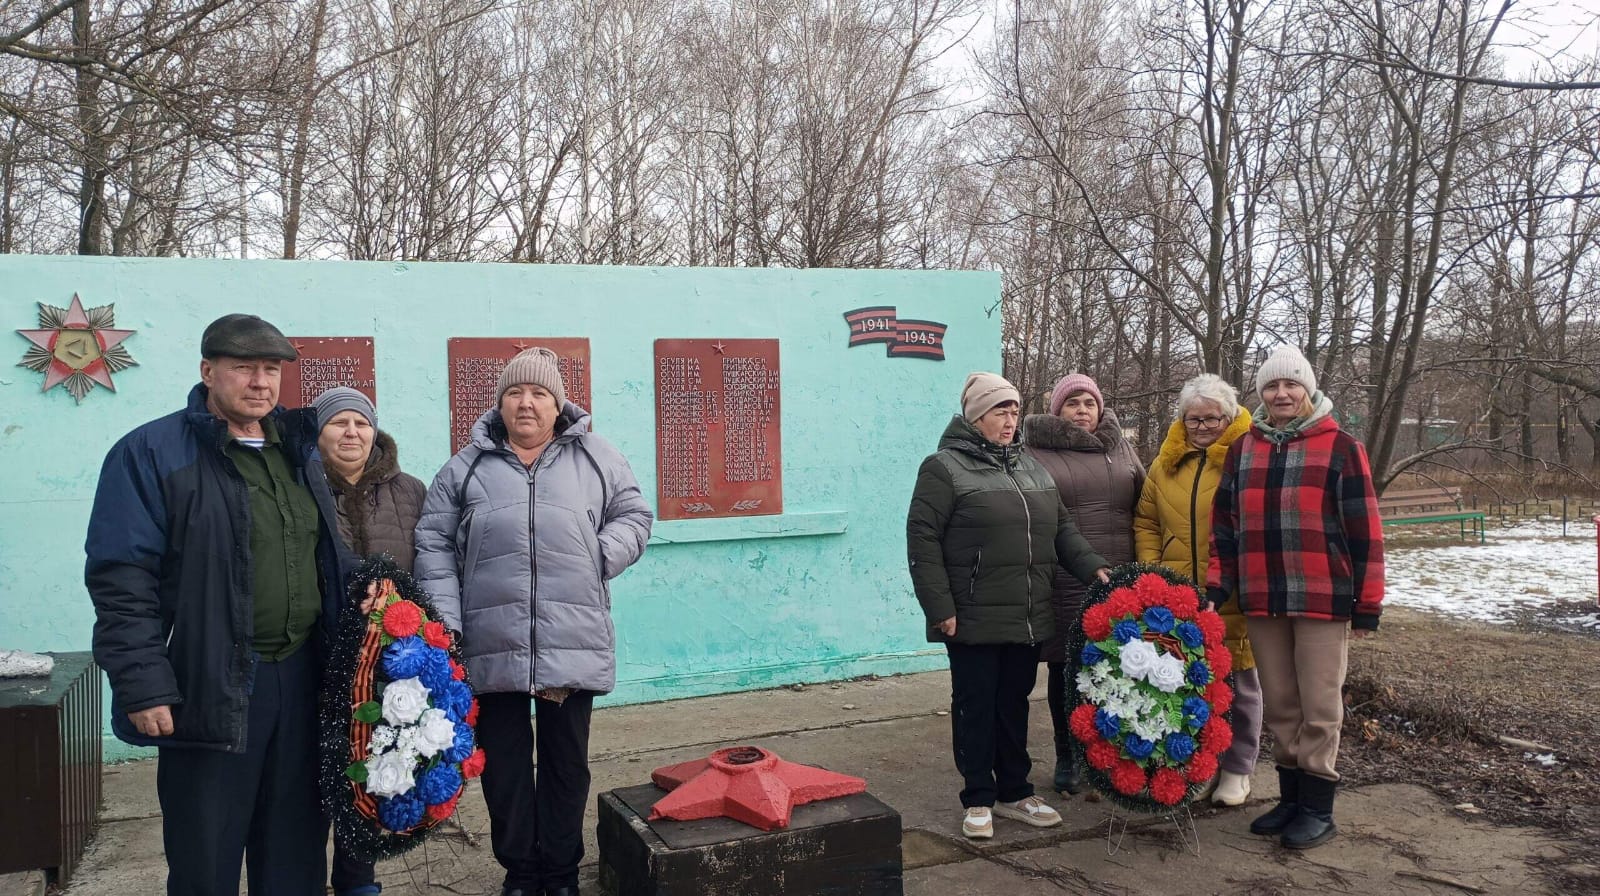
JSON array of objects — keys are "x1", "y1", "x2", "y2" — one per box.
[
  {"x1": 1066, "y1": 564, "x2": 1235, "y2": 813},
  {"x1": 320, "y1": 556, "x2": 485, "y2": 860}
]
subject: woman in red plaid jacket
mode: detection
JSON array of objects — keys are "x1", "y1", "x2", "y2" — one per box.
[{"x1": 1205, "y1": 344, "x2": 1384, "y2": 851}]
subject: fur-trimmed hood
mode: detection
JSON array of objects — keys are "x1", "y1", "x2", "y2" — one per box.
[
  {"x1": 1153, "y1": 410, "x2": 1252, "y2": 475},
  {"x1": 1023, "y1": 407, "x2": 1127, "y2": 453}
]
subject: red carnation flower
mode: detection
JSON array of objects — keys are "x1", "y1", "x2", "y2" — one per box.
[
  {"x1": 461, "y1": 747, "x2": 487, "y2": 779},
  {"x1": 1069, "y1": 704, "x2": 1099, "y2": 744},
  {"x1": 1110, "y1": 760, "x2": 1147, "y2": 796},
  {"x1": 1167, "y1": 587, "x2": 1199, "y2": 619},
  {"x1": 425, "y1": 788, "x2": 463, "y2": 821},
  {"x1": 1210, "y1": 645, "x2": 1233, "y2": 679},
  {"x1": 1082, "y1": 604, "x2": 1113, "y2": 641},
  {"x1": 1106, "y1": 592, "x2": 1141, "y2": 620},
  {"x1": 1200, "y1": 716, "x2": 1232, "y2": 754},
  {"x1": 1206, "y1": 680, "x2": 1234, "y2": 714},
  {"x1": 1150, "y1": 767, "x2": 1188, "y2": 806},
  {"x1": 465, "y1": 699, "x2": 480, "y2": 727},
  {"x1": 450, "y1": 659, "x2": 467, "y2": 681},
  {"x1": 1195, "y1": 611, "x2": 1225, "y2": 646},
  {"x1": 1133, "y1": 573, "x2": 1171, "y2": 608},
  {"x1": 422, "y1": 621, "x2": 452, "y2": 649},
  {"x1": 382, "y1": 600, "x2": 425, "y2": 638},
  {"x1": 1185, "y1": 751, "x2": 1218, "y2": 783},
  {"x1": 1086, "y1": 740, "x2": 1120, "y2": 771}
]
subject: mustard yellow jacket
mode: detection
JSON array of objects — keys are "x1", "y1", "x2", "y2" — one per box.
[{"x1": 1133, "y1": 411, "x2": 1255, "y2": 670}]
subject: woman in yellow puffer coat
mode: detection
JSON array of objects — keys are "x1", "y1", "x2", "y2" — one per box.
[{"x1": 1133, "y1": 374, "x2": 1261, "y2": 806}]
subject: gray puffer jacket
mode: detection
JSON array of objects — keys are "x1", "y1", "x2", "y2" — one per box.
[{"x1": 414, "y1": 403, "x2": 653, "y2": 695}]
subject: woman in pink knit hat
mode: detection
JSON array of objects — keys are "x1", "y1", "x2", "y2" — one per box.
[{"x1": 1022, "y1": 373, "x2": 1145, "y2": 796}]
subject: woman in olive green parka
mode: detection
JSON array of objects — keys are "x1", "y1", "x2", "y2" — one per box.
[{"x1": 907, "y1": 372, "x2": 1108, "y2": 841}]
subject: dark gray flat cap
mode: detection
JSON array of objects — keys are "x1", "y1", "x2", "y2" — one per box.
[{"x1": 201, "y1": 314, "x2": 298, "y2": 361}]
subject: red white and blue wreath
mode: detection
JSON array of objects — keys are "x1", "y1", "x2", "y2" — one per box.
[
  {"x1": 1065, "y1": 564, "x2": 1235, "y2": 812},
  {"x1": 321, "y1": 556, "x2": 484, "y2": 860}
]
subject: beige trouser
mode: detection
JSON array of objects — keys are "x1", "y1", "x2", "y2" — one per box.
[{"x1": 1244, "y1": 616, "x2": 1350, "y2": 781}]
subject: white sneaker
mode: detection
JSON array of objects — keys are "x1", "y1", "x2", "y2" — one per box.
[
  {"x1": 993, "y1": 795, "x2": 1062, "y2": 827},
  {"x1": 962, "y1": 806, "x2": 994, "y2": 839},
  {"x1": 1212, "y1": 770, "x2": 1252, "y2": 806}
]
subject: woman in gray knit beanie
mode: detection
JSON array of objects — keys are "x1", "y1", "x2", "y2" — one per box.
[{"x1": 414, "y1": 346, "x2": 653, "y2": 896}]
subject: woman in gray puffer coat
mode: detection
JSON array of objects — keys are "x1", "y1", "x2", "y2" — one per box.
[
  {"x1": 414, "y1": 348, "x2": 652, "y2": 896},
  {"x1": 1023, "y1": 373, "x2": 1144, "y2": 797}
]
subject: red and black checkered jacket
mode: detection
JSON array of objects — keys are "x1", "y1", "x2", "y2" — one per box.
[{"x1": 1204, "y1": 414, "x2": 1385, "y2": 631}]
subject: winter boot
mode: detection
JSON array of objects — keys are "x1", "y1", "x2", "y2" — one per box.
[
  {"x1": 1054, "y1": 746, "x2": 1086, "y2": 795},
  {"x1": 1281, "y1": 773, "x2": 1338, "y2": 849},
  {"x1": 1249, "y1": 766, "x2": 1301, "y2": 836}
]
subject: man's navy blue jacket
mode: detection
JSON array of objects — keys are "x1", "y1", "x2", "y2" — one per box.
[{"x1": 86, "y1": 384, "x2": 356, "y2": 752}]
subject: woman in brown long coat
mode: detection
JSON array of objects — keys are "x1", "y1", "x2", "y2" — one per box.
[{"x1": 1022, "y1": 373, "x2": 1145, "y2": 795}]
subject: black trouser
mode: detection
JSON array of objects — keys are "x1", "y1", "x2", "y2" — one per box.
[
  {"x1": 945, "y1": 642, "x2": 1040, "y2": 808},
  {"x1": 156, "y1": 646, "x2": 325, "y2": 896},
  {"x1": 476, "y1": 690, "x2": 595, "y2": 892},
  {"x1": 330, "y1": 832, "x2": 378, "y2": 894},
  {"x1": 1047, "y1": 660, "x2": 1076, "y2": 759}
]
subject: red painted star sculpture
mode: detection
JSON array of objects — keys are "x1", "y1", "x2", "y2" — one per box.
[
  {"x1": 648, "y1": 746, "x2": 867, "y2": 831},
  {"x1": 16, "y1": 294, "x2": 137, "y2": 402}
]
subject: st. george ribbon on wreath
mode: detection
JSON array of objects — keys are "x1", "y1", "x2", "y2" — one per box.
[
  {"x1": 1063, "y1": 564, "x2": 1236, "y2": 855},
  {"x1": 320, "y1": 556, "x2": 486, "y2": 861}
]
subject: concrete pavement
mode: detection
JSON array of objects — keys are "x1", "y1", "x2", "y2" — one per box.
[{"x1": 43, "y1": 668, "x2": 1563, "y2": 895}]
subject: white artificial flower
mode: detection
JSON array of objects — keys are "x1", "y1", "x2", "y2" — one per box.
[
  {"x1": 1148, "y1": 653, "x2": 1187, "y2": 693},
  {"x1": 1119, "y1": 640, "x2": 1159, "y2": 681},
  {"x1": 414, "y1": 708, "x2": 457, "y2": 758},
  {"x1": 382, "y1": 677, "x2": 431, "y2": 725},
  {"x1": 365, "y1": 750, "x2": 416, "y2": 798},
  {"x1": 368, "y1": 725, "x2": 398, "y2": 755}
]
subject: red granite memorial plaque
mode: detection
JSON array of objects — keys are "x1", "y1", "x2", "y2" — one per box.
[
  {"x1": 655, "y1": 339, "x2": 781, "y2": 521},
  {"x1": 447, "y1": 338, "x2": 591, "y2": 452},
  {"x1": 282, "y1": 337, "x2": 376, "y2": 409}
]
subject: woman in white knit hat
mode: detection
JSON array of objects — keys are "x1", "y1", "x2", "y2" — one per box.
[
  {"x1": 1205, "y1": 345, "x2": 1385, "y2": 850},
  {"x1": 414, "y1": 348, "x2": 654, "y2": 896},
  {"x1": 907, "y1": 372, "x2": 1110, "y2": 840}
]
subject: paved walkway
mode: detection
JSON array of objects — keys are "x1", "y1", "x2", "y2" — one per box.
[{"x1": 35, "y1": 667, "x2": 1564, "y2": 895}]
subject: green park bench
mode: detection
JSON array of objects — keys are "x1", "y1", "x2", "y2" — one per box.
[{"x1": 1377, "y1": 486, "x2": 1486, "y2": 543}]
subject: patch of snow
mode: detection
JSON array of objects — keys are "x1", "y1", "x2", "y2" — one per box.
[{"x1": 1387, "y1": 521, "x2": 1600, "y2": 627}]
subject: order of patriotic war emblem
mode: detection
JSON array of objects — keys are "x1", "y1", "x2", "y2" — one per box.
[{"x1": 16, "y1": 294, "x2": 138, "y2": 402}]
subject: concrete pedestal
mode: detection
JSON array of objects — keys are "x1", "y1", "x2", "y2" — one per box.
[{"x1": 597, "y1": 783, "x2": 902, "y2": 896}]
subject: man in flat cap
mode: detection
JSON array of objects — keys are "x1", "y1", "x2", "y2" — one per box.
[{"x1": 87, "y1": 314, "x2": 354, "y2": 894}]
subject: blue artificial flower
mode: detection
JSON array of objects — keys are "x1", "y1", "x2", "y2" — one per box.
[
  {"x1": 418, "y1": 762, "x2": 464, "y2": 805},
  {"x1": 1175, "y1": 622, "x2": 1203, "y2": 648},
  {"x1": 1093, "y1": 709, "x2": 1122, "y2": 741},
  {"x1": 1080, "y1": 643, "x2": 1107, "y2": 666},
  {"x1": 418, "y1": 647, "x2": 455, "y2": 692},
  {"x1": 1182, "y1": 696, "x2": 1211, "y2": 728},
  {"x1": 1142, "y1": 606, "x2": 1176, "y2": 634},
  {"x1": 1164, "y1": 732, "x2": 1197, "y2": 762},
  {"x1": 1187, "y1": 660, "x2": 1212, "y2": 687},
  {"x1": 443, "y1": 723, "x2": 475, "y2": 763},
  {"x1": 377, "y1": 792, "x2": 425, "y2": 832},
  {"x1": 438, "y1": 679, "x2": 473, "y2": 718},
  {"x1": 1113, "y1": 619, "x2": 1143, "y2": 644},
  {"x1": 1124, "y1": 734, "x2": 1155, "y2": 760},
  {"x1": 382, "y1": 636, "x2": 430, "y2": 679}
]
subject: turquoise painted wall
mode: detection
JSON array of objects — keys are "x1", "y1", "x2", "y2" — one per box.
[{"x1": 0, "y1": 256, "x2": 1000, "y2": 758}]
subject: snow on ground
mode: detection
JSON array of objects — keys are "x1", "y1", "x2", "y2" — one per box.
[{"x1": 1387, "y1": 521, "x2": 1600, "y2": 630}]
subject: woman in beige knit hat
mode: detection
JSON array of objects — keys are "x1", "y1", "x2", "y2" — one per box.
[
  {"x1": 907, "y1": 372, "x2": 1111, "y2": 840},
  {"x1": 415, "y1": 347, "x2": 654, "y2": 896}
]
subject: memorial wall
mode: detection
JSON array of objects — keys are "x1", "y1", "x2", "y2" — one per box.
[{"x1": 0, "y1": 256, "x2": 999, "y2": 758}]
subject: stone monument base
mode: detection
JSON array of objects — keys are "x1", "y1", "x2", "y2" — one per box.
[{"x1": 596, "y1": 783, "x2": 902, "y2": 895}]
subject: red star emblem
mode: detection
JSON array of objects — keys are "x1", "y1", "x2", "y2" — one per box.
[
  {"x1": 711, "y1": 340, "x2": 728, "y2": 354},
  {"x1": 647, "y1": 746, "x2": 867, "y2": 831},
  {"x1": 16, "y1": 294, "x2": 138, "y2": 402}
]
